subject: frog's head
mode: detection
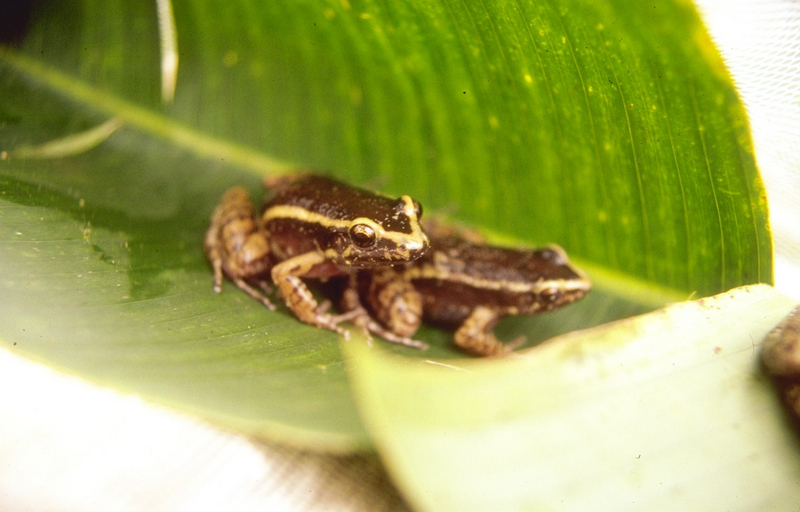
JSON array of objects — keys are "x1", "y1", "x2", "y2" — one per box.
[
  {"x1": 339, "y1": 195, "x2": 430, "y2": 266},
  {"x1": 523, "y1": 245, "x2": 591, "y2": 312}
]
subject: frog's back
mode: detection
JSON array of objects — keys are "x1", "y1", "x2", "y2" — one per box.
[
  {"x1": 409, "y1": 236, "x2": 591, "y2": 322},
  {"x1": 264, "y1": 174, "x2": 411, "y2": 228},
  {"x1": 426, "y1": 237, "x2": 584, "y2": 285}
]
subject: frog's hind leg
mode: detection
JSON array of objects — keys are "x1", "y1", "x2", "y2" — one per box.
[
  {"x1": 453, "y1": 306, "x2": 515, "y2": 357},
  {"x1": 361, "y1": 271, "x2": 427, "y2": 350},
  {"x1": 332, "y1": 273, "x2": 428, "y2": 350},
  {"x1": 205, "y1": 186, "x2": 275, "y2": 309}
]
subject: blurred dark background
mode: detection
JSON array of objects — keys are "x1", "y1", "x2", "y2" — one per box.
[{"x1": 0, "y1": 0, "x2": 36, "y2": 44}]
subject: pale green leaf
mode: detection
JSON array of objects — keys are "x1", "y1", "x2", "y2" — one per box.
[{"x1": 345, "y1": 285, "x2": 800, "y2": 512}]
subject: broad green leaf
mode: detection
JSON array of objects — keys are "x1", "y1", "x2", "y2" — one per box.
[
  {"x1": 0, "y1": 0, "x2": 770, "y2": 451},
  {"x1": 345, "y1": 285, "x2": 800, "y2": 512}
]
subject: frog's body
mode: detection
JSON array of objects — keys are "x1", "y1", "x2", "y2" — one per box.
[
  {"x1": 352, "y1": 235, "x2": 591, "y2": 356},
  {"x1": 761, "y1": 305, "x2": 800, "y2": 422},
  {"x1": 204, "y1": 174, "x2": 429, "y2": 335}
]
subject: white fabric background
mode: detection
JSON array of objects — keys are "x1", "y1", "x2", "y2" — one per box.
[
  {"x1": 1, "y1": 1, "x2": 798, "y2": 510},
  {"x1": 696, "y1": 0, "x2": 800, "y2": 297}
]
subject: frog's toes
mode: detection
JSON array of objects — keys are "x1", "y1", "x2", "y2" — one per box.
[
  {"x1": 315, "y1": 299, "x2": 333, "y2": 316},
  {"x1": 231, "y1": 277, "x2": 276, "y2": 310},
  {"x1": 505, "y1": 335, "x2": 527, "y2": 352}
]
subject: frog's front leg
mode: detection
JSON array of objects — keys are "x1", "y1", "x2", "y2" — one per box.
[
  {"x1": 204, "y1": 187, "x2": 275, "y2": 310},
  {"x1": 453, "y1": 306, "x2": 524, "y2": 357},
  {"x1": 271, "y1": 251, "x2": 355, "y2": 337}
]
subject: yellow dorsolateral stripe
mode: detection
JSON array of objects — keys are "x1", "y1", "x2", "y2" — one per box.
[{"x1": 262, "y1": 198, "x2": 427, "y2": 250}]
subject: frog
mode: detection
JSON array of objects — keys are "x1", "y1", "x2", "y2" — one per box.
[
  {"x1": 339, "y1": 231, "x2": 591, "y2": 356},
  {"x1": 204, "y1": 173, "x2": 430, "y2": 336},
  {"x1": 761, "y1": 305, "x2": 800, "y2": 422}
]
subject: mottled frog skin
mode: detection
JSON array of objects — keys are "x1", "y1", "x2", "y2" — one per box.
[{"x1": 204, "y1": 173, "x2": 429, "y2": 336}]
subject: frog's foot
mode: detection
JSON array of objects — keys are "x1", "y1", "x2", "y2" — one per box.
[
  {"x1": 315, "y1": 300, "x2": 330, "y2": 315},
  {"x1": 206, "y1": 245, "x2": 274, "y2": 310},
  {"x1": 349, "y1": 309, "x2": 428, "y2": 350},
  {"x1": 231, "y1": 277, "x2": 276, "y2": 310},
  {"x1": 505, "y1": 335, "x2": 527, "y2": 352},
  {"x1": 206, "y1": 247, "x2": 274, "y2": 310},
  {"x1": 453, "y1": 306, "x2": 510, "y2": 357},
  {"x1": 287, "y1": 307, "x2": 353, "y2": 339},
  {"x1": 315, "y1": 299, "x2": 342, "y2": 316},
  {"x1": 210, "y1": 259, "x2": 224, "y2": 294},
  {"x1": 332, "y1": 304, "x2": 428, "y2": 350},
  {"x1": 317, "y1": 306, "x2": 382, "y2": 345},
  {"x1": 352, "y1": 313, "x2": 375, "y2": 347},
  {"x1": 315, "y1": 313, "x2": 352, "y2": 340},
  {"x1": 369, "y1": 319, "x2": 428, "y2": 350},
  {"x1": 205, "y1": 230, "x2": 226, "y2": 293},
  {"x1": 288, "y1": 293, "x2": 354, "y2": 339},
  {"x1": 287, "y1": 302, "x2": 352, "y2": 338},
  {"x1": 330, "y1": 307, "x2": 365, "y2": 324},
  {"x1": 289, "y1": 298, "x2": 361, "y2": 340}
]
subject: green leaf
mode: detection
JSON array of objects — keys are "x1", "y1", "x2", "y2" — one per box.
[
  {"x1": 345, "y1": 285, "x2": 800, "y2": 511},
  {"x1": 0, "y1": 0, "x2": 770, "y2": 451}
]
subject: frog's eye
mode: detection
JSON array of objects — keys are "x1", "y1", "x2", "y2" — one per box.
[
  {"x1": 538, "y1": 247, "x2": 565, "y2": 264},
  {"x1": 539, "y1": 248, "x2": 557, "y2": 260},
  {"x1": 349, "y1": 223, "x2": 377, "y2": 248}
]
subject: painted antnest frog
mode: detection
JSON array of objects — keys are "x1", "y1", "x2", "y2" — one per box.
[
  {"x1": 204, "y1": 173, "x2": 430, "y2": 336},
  {"x1": 338, "y1": 230, "x2": 592, "y2": 356},
  {"x1": 761, "y1": 305, "x2": 800, "y2": 422}
]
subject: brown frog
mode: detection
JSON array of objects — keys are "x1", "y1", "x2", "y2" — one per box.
[
  {"x1": 761, "y1": 305, "x2": 800, "y2": 423},
  {"x1": 341, "y1": 233, "x2": 591, "y2": 356},
  {"x1": 204, "y1": 173, "x2": 429, "y2": 336}
]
